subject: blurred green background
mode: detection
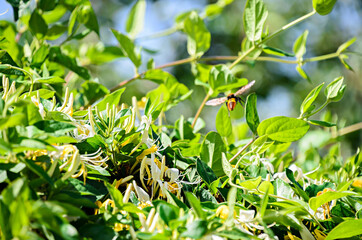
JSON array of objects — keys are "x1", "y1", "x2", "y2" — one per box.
[{"x1": 1, "y1": 0, "x2": 361, "y2": 152}]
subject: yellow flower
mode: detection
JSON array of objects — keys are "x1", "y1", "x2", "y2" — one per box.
[
  {"x1": 352, "y1": 178, "x2": 362, "y2": 188},
  {"x1": 216, "y1": 205, "x2": 231, "y2": 220},
  {"x1": 316, "y1": 188, "x2": 335, "y2": 219}
]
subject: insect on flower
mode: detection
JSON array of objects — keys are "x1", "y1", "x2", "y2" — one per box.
[{"x1": 206, "y1": 80, "x2": 256, "y2": 114}]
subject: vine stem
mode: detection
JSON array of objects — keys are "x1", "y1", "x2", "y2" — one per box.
[
  {"x1": 229, "y1": 9, "x2": 317, "y2": 69},
  {"x1": 109, "y1": 51, "x2": 339, "y2": 93},
  {"x1": 229, "y1": 138, "x2": 255, "y2": 163},
  {"x1": 335, "y1": 122, "x2": 362, "y2": 137},
  {"x1": 191, "y1": 91, "x2": 211, "y2": 129},
  {"x1": 5, "y1": 64, "x2": 34, "y2": 95},
  {"x1": 303, "y1": 100, "x2": 329, "y2": 119}
]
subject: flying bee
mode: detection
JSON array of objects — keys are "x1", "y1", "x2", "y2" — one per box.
[{"x1": 206, "y1": 80, "x2": 256, "y2": 114}]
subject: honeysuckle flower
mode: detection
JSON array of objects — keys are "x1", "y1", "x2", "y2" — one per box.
[
  {"x1": 140, "y1": 150, "x2": 197, "y2": 199},
  {"x1": 236, "y1": 209, "x2": 276, "y2": 236},
  {"x1": 95, "y1": 198, "x2": 130, "y2": 231},
  {"x1": 250, "y1": 155, "x2": 274, "y2": 174},
  {"x1": 46, "y1": 144, "x2": 108, "y2": 183},
  {"x1": 72, "y1": 121, "x2": 95, "y2": 141},
  {"x1": 56, "y1": 88, "x2": 74, "y2": 117},
  {"x1": 314, "y1": 188, "x2": 336, "y2": 220},
  {"x1": 131, "y1": 115, "x2": 153, "y2": 154},
  {"x1": 273, "y1": 164, "x2": 319, "y2": 186},
  {"x1": 216, "y1": 205, "x2": 234, "y2": 220},
  {"x1": 2, "y1": 75, "x2": 16, "y2": 102},
  {"x1": 31, "y1": 94, "x2": 46, "y2": 118}
]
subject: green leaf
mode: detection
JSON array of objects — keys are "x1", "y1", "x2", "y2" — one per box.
[
  {"x1": 0, "y1": 113, "x2": 26, "y2": 130},
  {"x1": 296, "y1": 65, "x2": 311, "y2": 82},
  {"x1": 313, "y1": 0, "x2": 337, "y2": 15},
  {"x1": 293, "y1": 30, "x2": 308, "y2": 59},
  {"x1": 241, "y1": 38, "x2": 263, "y2": 59},
  {"x1": 258, "y1": 181, "x2": 274, "y2": 195},
  {"x1": 23, "y1": 159, "x2": 54, "y2": 185},
  {"x1": 165, "y1": 191, "x2": 188, "y2": 211},
  {"x1": 126, "y1": 0, "x2": 146, "y2": 38},
  {"x1": 158, "y1": 203, "x2": 178, "y2": 225},
  {"x1": 96, "y1": 88, "x2": 125, "y2": 111},
  {"x1": 81, "y1": 81, "x2": 109, "y2": 104},
  {"x1": 209, "y1": 65, "x2": 248, "y2": 93},
  {"x1": 79, "y1": 2, "x2": 99, "y2": 35},
  {"x1": 0, "y1": 50, "x2": 24, "y2": 75},
  {"x1": 274, "y1": 179, "x2": 294, "y2": 200},
  {"x1": 111, "y1": 29, "x2": 141, "y2": 67},
  {"x1": 243, "y1": 0, "x2": 268, "y2": 42},
  {"x1": 196, "y1": 158, "x2": 217, "y2": 185},
  {"x1": 300, "y1": 82, "x2": 324, "y2": 116},
  {"x1": 309, "y1": 191, "x2": 356, "y2": 212},
  {"x1": 183, "y1": 11, "x2": 211, "y2": 58},
  {"x1": 200, "y1": 132, "x2": 226, "y2": 177},
  {"x1": 325, "y1": 219, "x2": 362, "y2": 240},
  {"x1": 325, "y1": 76, "x2": 345, "y2": 101},
  {"x1": 286, "y1": 168, "x2": 309, "y2": 201},
  {"x1": 29, "y1": 10, "x2": 48, "y2": 39},
  {"x1": 339, "y1": 54, "x2": 354, "y2": 71},
  {"x1": 245, "y1": 93, "x2": 260, "y2": 134},
  {"x1": 49, "y1": 47, "x2": 90, "y2": 79},
  {"x1": 26, "y1": 89, "x2": 55, "y2": 99},
  {"x1": 216, "y1": 105, "x2": 232, "y2": 137},
  {"x1": 180, "y1": 220, "x2": 208, "y2": 239},
  {"x1": 257, "y1": 116, "x2": 310, "y2": 142},
  {"x1": 239, "y1": 176, "x2": 261, "y2": 190},
  {"x1": 262, "y1": 46, "x2": 294, "y2": 57},
  {"x1": 35, "y1": 76, "x2": 65, "y2": 84},
  {"x1": 251, "y1": 135, "x2": 273, "y2": 154},
  {"x1": 221, "y1": 153, "x2": 233, "y2": 177},
  {"x1": 308, "y1": 120, "x2": 336, "y2": 127},
  {"x1": 38, "y1": 0, "x2": 57, "y2": 11},
  {"x1": 105, "y1": 182, "x2": 123, "y2": 209},
  {"x1": 337, "y1": 37, "x2": 356, "y2": 54},
  {"x1": 31, "y1": 45, "x2": 49, "y2": 68},
  {"x1": 185, "y1": 192, "x2": 205, "y2": 219}
]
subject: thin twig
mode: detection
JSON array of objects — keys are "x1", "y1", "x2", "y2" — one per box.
[{"x1": 229, "y1": 138, "x2": 255, "y2": 163}]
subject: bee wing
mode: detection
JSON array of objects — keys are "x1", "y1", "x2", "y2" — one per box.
[
  {"x1": 206, "y1": 97, "x2": 227, "y2": 106},
  {"x1": 234, "y1": 80, "x2": 256, "y2": 96}
]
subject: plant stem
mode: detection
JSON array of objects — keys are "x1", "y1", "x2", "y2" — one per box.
[
  {"x1": 303, "y1": 52, "x2": 339, "y2": 63},
  {"x1": 191, "y1": 91, "x2": 211, "y2": 128},
  {"x1": 110, "y1": 50, "x2": 338, "y2": 93},
  {"x1": 335, "y1": 122, "x2": 362, "y2": 137},
  {"x1": 6, "y1": 65, "x2": 34, "y2": 95},
  {"x1": 230, "y1": 138, "x2": 255, "y2": 163},
  {"x1": 229, "y1": 10, "x2": 317, "y2": 69},
  {"x1": 303, "y1": 100, "x2": 329, "y2": 119},
  {"x1": 263, "y1": 10, "x2": 317, "y2": 43},
  {"x1": 136, "y1": 26, "x2": 178, "y2": 40}
]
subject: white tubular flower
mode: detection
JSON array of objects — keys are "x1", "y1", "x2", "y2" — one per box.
[
  {"x1": 49, "y1": 145, "x2": 108, "y2": 182},
  {"x1": 72, "y1": 121, "x2": 95, "y2": 141},
  {"x1": 273, "y1": 164, "x2": 319, "y2": 186},
  {"x1": 133, "y1": 180, "x2": 151, "y2": 204},
  {"x1": 56, "y1": 88, "x2": 74, "y2": 117},
  {"x1": 236, "y1": 209, "x2": 276, "y2": 236},
  {"x1": 250, "y1": 155, "x2": 274, "y2": 174},
  {"x1": 31, "y1": 94, "x2": 46, "y2": 118},
  {"x1": 131, "y1": 115, "x2": 152, "y2": 154}
]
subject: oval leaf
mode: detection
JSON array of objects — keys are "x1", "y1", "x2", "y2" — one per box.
[
  {"x1": 245, "y1": 93, "x2": 260, "y2": 134},
  {"x1": 325, "y1": 219, "x2": 362, "y2": 240},
  {"x1": 243, "y1": 0, "x2": 268, "y2": 42},
  {"x1": 216, "y1": 105, "x2": 232, "y2": 137},
  {"x1": 257, "y1": 116, "x2": 310, "y2": 142},
  {"x1": 300, "y1": 82, "x2": 324, "y2": 116},
  {"x1": 313, "y1": 0, "x2": 337, "y2": 15}
]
